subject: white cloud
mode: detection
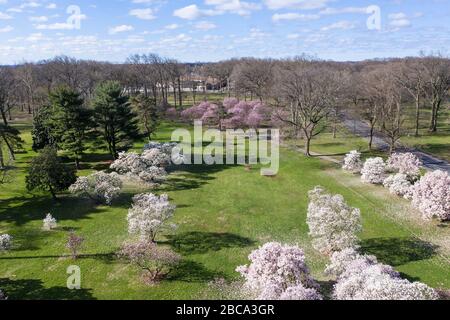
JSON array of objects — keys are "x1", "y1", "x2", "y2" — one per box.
[
  {"x1": 321, "y1": 20, "x2": 355, "y2": 31},
  {"x1": 194, "y1": 21, "x2": 217, "y2": 30},
  {"x1": 129, "y1": 8, "x2": 156, "y2": 20},
  {"x1": 0, "y1": 25, "x2": 13, "y2": 33},
  {"x1": 272, "y1": 12, "x2": 320, "y2": 22},
  {"x1": 109, "y1": 25, "x2": 134, "y2": 35},
  {"x1": 264, "y1": 0, "x2": 329, "y2": 10}
]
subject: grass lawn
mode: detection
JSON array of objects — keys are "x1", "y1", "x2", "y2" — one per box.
[{"x1": 0, "y1": 123, "x2": 449, "y2": 300}]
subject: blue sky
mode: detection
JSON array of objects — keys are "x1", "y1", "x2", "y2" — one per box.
[{"x1": 0, "y1": 0, "x2": 449, "y2": 64}]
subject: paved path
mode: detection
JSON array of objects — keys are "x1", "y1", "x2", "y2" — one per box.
[{"x1": 340, "y1": 111, "x2": 450, "y2": 173}]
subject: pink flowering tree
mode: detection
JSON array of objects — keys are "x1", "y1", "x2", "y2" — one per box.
[
  {"x1": 387, "y1": 153, "x2": 422, "y2": 180},
  {"x1": 236, "y1": 242, "x2": 321, "y2": 300},
  {"x1": 383, "y1": 173, "x2": 414, "y2": 199},
  {"x1": 411, "y1": 170, "x2": 450, "y2": 221},
  {"x1": 307, "y1": 187, "x2": 362, "y2": 256}
]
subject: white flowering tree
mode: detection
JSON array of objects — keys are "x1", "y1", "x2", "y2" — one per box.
[
  {"x1": 383, "y1": 174, "x2": 414, "y2": 198},
  {"x1": 110, "y1": 148, "x2": 170, "y2": 185},
  {"x1": 342, "y1": 150, "x2": 363, "y2": 174},
  {"x1": 326, "y1": 248, "x2": 437, "y2": 300},
  {"x1": 307, "y1": 187, "x2": 362, "y2": 256},
  {"x1": 361, "y1": 157, "x2": 386, "y2": 184},
  {"x1": 69, "y1": 171, "x2": 122, "y2": 205},
  {"x1": 127, "y1": 193, "x2": 176, "y2": 242},
  {"x1": 411, "y1": 170, "x2": 450, "y2": 221},
  {"x1": 43, "y1": 213, "x2": 57, "y2": 231},
  {"x1": 387, "y1": 152, "x2": 422, "y2": 180},
  {"x1": 236, "y1": 242, "x2": 322, "y2": 300},
  {"x1": 0, "y1": 234, "x2": 12, "y2": 251}
]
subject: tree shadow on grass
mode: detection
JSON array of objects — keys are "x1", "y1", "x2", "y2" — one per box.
[
  {"x1": 0, "y1": 195, "x2": 108, "y2": 226},
  {"x1": 164, "y1": 232, "x2": 255, "y2": 255},
  {"x1": 361, "y1": 237, "x2": 438, "y2": 267},
  {"x1": 168, "y1": 260, "x2": 228, "y2": 283},
  {"x1": 0, "y1": 278, "x2": 96, "y2": 300},
  {"x1": 0, "y1": 252, "x2": 116, "y2": 263}
]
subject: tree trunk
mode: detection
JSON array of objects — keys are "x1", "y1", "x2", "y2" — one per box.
[
  {"x1": 49, "y1": 185, "x2": 57, "y2": 201},
  {"x1": 369, "y1": 125, "x2": 375, "y2": 151},
  {"x1": 75, "y1": 158, "x2": 81, "y2": 170},
  {"x1": 177, "y1": 77, "x2": 182, "y2": 108},
  {"x1": 414, "y1": 96, "x2": 420, "y2": 137},
  {"x1": 305, "y1": 137, "x2": 312, "y2": 157}
]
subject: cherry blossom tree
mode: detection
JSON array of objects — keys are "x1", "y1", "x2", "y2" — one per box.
[
  {"x1": 236, "y1": 242, "x2": 321, "y2": 300},
  {"x1": 69, "y1": 171, "x2": 123, "y2": 205},
  {"x1": 127, "y1": 193, "x2": 176, "y2": 242},
  {"x1": 342, "y1": 150, "x2": 363, "y2": 174},
  {"x1": 361, "y1": 157, "x2": 386, "y2": 184},
  {"x1": 383, "y1": 174, "x2": 414, "y2": 198},
  {"x1": 0, "y1": 234, "x2": 12, "y2": 251},
  {"x1": 307, "y1": 187, "x2": 362, "y2": 255},
  {"x1": 43, "y1": 213, "x2": 57, "y2": 231},
  {"x1": 411, "y1": 170, "x2": 450, "y2": 221},
  {"x1": 387, "y1": 152, "x2": 422, "y2": 180},
  {"x1": 66, "y1": 231, "x2": 84, "y2": 259}
]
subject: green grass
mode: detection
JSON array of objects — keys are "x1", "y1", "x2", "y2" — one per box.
[{"x1": 0, "y1": 123, "x2": 449, "y2": 300}]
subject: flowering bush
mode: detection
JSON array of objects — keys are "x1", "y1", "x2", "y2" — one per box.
[
  {"x1": 387, "y1": 153, "x2": 422, "y2": 180},
  {"x1": 110, "y1": 149, "x2": 170, "y2": 185},
  {"x1": 383, "y1": 174, "x2": 414, "y2": 199},
  {"x1": 118, "y1": 240, "x2": 181, "y2": 285},
  {"x1": 307, "y1": 187, "x2": 362, "y2": 255},
  {"x1": 66, "y1": 231, "x2": 84, "y2": 259},
  {"x1": 127, "y1": 193, "x2": 176, "y2": 242},
  {"x1": 411, "y1": 170, "x2": 450, "y2": 221},
  {"x1": 0, "y1": 289, "x2": 7, "y2": 300},
  {"x1": 236, "y1": 242, "x2": 321, "y2": 300},
  {"x1": 69, "y1": 171, "x2": 122, "y2": 205},
  {"x1": 327, "y1": 248, "x2": 437, "y2": 300},
  {"x1": 0, "y1": 234, "x2": 12, "y2": 251},
  {"x1": 361, "y1": 157, "x2": 386, "y2": 184},
  {"x1": 342, "y1": 150, "x2": 363, "y2": 174},
  {"x1": 43, "y1": 213, "x2": 57, "y2": 231}
]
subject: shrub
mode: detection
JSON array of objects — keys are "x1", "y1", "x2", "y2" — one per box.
[
  {"x1": 411, "y1": 170, "x2": 450, "y2": 221},
  {"x1": 43, "y1": 213, "x2": 57, "y2": 231},
  {"x1": 383, "y1": 174, "x2": 414, "y2": 198},
  {"x1": 361, "y1": 157, "x2": 386, "y2": 184},
  {"x1": 118, "y1": 241, "x2": 181, "y2": 285},
  {"x1": 342, "y1": 150, "x2": 363, "y2": 174},
  {"x1": 236, "y1": 242, "x2": 321, "y2": 300},
  {"x1": 307, "y1": 187, "x2": 362, "y2": 255},
  {"x1": 69, "y1": 171, "x2": 122, "y2": 205},
  {"x1": 66, "y1": 231, "x2": 84, "y2": 259},
  {"x1": 0, "y1": 289, "x2": 7, "y2": 300},
  {"x1": 387, "y1": 153, "x2": 422, "y2": 180},
  {"x1": 0, "y1": 234, "x2": 12, "y2": 251},
  {"x1": 127, "y1": 193, "x2": 176, "y2": 242}
]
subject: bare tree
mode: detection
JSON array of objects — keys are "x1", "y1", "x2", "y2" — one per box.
[{"x1": 275, "y1": 62, "x2": 341, "y2": 156}]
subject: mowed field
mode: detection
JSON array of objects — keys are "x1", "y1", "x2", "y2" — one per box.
[{"x1": 0, "y1": 122, "x2": 449, "y2": 300}]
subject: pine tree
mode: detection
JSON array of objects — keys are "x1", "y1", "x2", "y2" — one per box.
[
  {"x1": 130, "y1": 94, "x2": 160, "y2": 141},
  {"x1": 92, "y1": 81, "x2": 141, "y2": 159}
]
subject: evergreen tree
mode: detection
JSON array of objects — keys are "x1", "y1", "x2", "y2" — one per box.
[
  {"x1": 50, "y1": 87, "x2": 92, "y2": 169},
  {"x1": 92, "y1": 81, "x2": 140, "y2": 159},
  {"x1": 32, "y1": 105, "x2": 57, "y2": 152},
  {"x1": 130, "y1": 94, "x2": 160, "y2": 141},
  {"x1": 26, "y1": 146, "x2": 77, "y2": 200}
]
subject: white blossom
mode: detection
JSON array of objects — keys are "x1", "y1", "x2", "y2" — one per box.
[
  {"x1": 361, "y1": 157, "x2": 386, "y2": 184},
  {"x1": 0, "y1": 234, "x2": 12, "y2": 251},
  {"x1": 127, "y1": 193, "x2": 176, "y2": 241},
  {"x1": 342, "y1": 150, "x2": 363, "y2": 174},
  {"x1": 236, "y1": 242, "x2": 321, "y2": 300},
  {"x1": 307, "y1": 187, "x2": 362, "y2": 255},
  {"x1": 383, "y1": 174, "x2": 414, "y2": 199},
  {"x1": 411, "y1": 170, "x2": 450, "y2": 221},
  {"x1": 69, "y1": 171, "x2": 122, "y2": 205},
  {"x1": 42, "y1": 213, "x2": 57, "y2": 231},
  {"x1": 110, "y1": 149, "x2": 169, "y2": 185},
  {"x1": 387, "y1": 153, "x2": 422, "y2": 180}
]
